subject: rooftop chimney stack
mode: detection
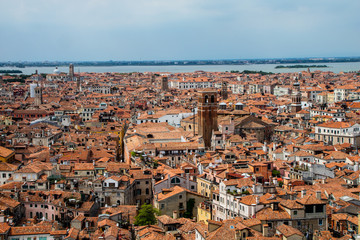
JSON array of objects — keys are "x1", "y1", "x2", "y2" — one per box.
[
  {"x1": 316, "y1": 191, "x2": 321, "y2": 200},
  {"x1": 301, "y1": 189, "x2": 306, "y2": 198}
]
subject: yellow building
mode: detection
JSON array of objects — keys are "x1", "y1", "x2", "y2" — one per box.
[
  {"x1": 312, "y1": 115, "x2": 332, "y2": 123},
  {"x1": 0, "y1": 146, "x2": 15, "y2": 163},
  {"x1": 154, "y1": 186, "x2": 207, "y2": 218},
  {"x1": 197, "y1": 174, "x2": 214, "y2": 198},
  {"x1": 197, "y1": 202, "x2": 212, "y2": 224},
  {"x1": 327, "y1": 92, "x2": 335, "y2": 104},
  {"x1": 0, "y1": 116, "x2": 13, "y2": 126},
  {"x1": 358, "y1": 211, "x2": 360, "y2": 236}
]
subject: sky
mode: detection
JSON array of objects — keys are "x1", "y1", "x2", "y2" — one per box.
[{"x1": 0, "y1": 0, "x2": 360, "y2": 61}]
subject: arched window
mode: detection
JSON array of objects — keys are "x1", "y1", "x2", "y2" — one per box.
[
  {"x1": 205, "y1": 95, "x2": 209, "y2": 103},
  {"x1": 211, "y1": 95, "x2": 215, "y2": 103},
  {"x1": 171, "y1": 177, "x2": 181, "y2": 184},
  {"x1": 146, "y1": 188, "x2": 149, "y2": 195}
]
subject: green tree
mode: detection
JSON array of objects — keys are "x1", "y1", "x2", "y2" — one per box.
[
  {"x1": 184, "y1": 198, "x2": 195, "y2": 218},
  {"x1": 242, "y1": 190, "x2": 250, "y2": 195},
  {"x1": 272, "y1": 169, "x2": 281, "y2": 177},
  {"x1": 134, "y1": 204, "x2": 160, "y2": 226}
]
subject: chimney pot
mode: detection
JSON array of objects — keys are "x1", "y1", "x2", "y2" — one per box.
[
  {"x1": 301, "y1": 189, "x2": 306, "y2": 198},
  {"x1": 316, "y1": 191, "x2": 321, "y2": 200},
  {"x1": 173, "y1": 211, "x2": 178, "y2": 219}
]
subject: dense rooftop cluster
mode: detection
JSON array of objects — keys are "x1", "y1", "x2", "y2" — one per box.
[{"x1": 0, "y1": 67, "x2": 360, "y2": 239}]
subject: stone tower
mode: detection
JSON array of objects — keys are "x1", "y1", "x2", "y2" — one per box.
[
  {"x1": 291, "y1": 76, "x2": 302, "y2": 113},
  {"x1": 34, "y1": 84, "x2": 43, "y2": 106},
  {"x1": 161, "y1": 76, "x2": 168, "y2": 91},
  {"x1": 221, "y1": 81, "x2": 228, "y2": 100},
  {"x1": 198, "y1": 89, "x2": 218, "y2": 148},
  {"x1": 69, "y1": 63, "x2": 74, "y2": 80},
  {"x1": 76, "y1": 73, "x2": 81, "y2": 91}
]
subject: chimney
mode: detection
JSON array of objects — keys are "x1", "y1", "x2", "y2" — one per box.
[
  {"x1": 262, "y1": 224, "x2": 269, "y2": 237},
  {"x1": 263, "y1": 142, "x2": 267, "y2": 153},
  {"x1": 354, "y1": 161, "x2": 359, "y2": 172},
  {"x1": 252, "y1": 184, "x2": 256, "y2": 194},
  {"x1": 0, "y1": 211, "x2": 4, "y2": 223},
  {"x1": 168, "y1": 174, "x2": 171, "y2": 188},
  {"x1": 301, "y1": 189, "x2": 306, "y2": 198},
  {"x1": 316, "y1": 191, "x2": 321, "y2": 200},
  {"x1": 173, "y1": 211, "x2": 178, "y2": 219}
]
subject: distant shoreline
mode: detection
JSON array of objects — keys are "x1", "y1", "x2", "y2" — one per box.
[
  {"x1": 0, "y1": 70, "x2": 23, "y2": 73},
  {"x1": 1, "y1": 57, "x2": 360, "y2": 68},
  {"x1": 275, "y1": 65, "x2": 328, "y2": 69}
]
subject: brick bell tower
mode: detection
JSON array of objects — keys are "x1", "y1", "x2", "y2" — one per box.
[
  {"x1": 198, "y1": 89, "x2": 218, "y2": 148},
  {"x1": 291, "y1": 75, "x2": 302, "y2": 113},
  {"x1": 161, "y1": 76, "x2": 169, "y2": 91},
  {"x1": 221, "y1": 81, "x2": 228, "y2": 100}
]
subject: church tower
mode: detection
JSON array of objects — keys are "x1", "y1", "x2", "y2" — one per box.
[
  {"x1": 151, "y1": 75, "x2": 155, "y2": 84},
  {"x1": 69, "y1": 63, "x2": 74, "y2": 81},
  {"x1": 161, "y1": 76, "x2": 169, "y2": 91},
  {"x1": 198, "y1": 89, "x2": 218, "y2": 148},
  {"x1": 221, "y1": 81, "x2": 228, "y2": 100},
  {"x1": 291, "y1": 75, "x2": 302, "y2": 113},
  {"x1": 77, "y1": 73, "x2": 81, "y2": 91},
  {"x1": 34, "y1": 84, "x2": 43, "y2": 106}
]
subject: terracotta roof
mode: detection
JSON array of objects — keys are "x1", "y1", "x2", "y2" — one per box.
[
  {"x1": 10, "y1": 224, "x2": 52, "y2": 236},
  {"x1": 0, "y1": 146, "x2": 14, "y2": 158},
  {"x1": 296, "y1": 194, "x2": 326, "y2": 205},
  {"x1": 276, "y1": 224, "x2": 303, "y2": 237},
  {"x1": 73, "y1": 163, "x2": 94, "y2": 171},
  {"x1": 280, "y1": 200, "x2": 303, "y2": 209},
  {"x1": 0, "y1": 223, "x2": 10, "y2": 234},
  {"x1": 317, "y1": 121, "x2": 354, "y2": 129},
  {"x1": 256, "y1": 207, "x2": 291, "y2": 220},
  {"x1": 0, "y1": 162, "x2": 18, "y2": 171},
  {"x1": 239, "y1": 195, "x2": 258, "y2": 206},
  {"x1": 157, "y1": 215, "x2": 179, "y2": 225}
]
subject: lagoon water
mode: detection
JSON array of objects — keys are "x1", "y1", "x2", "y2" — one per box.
[{"x1": 1, "y1": 62, "x2": 360, "y2": 75}]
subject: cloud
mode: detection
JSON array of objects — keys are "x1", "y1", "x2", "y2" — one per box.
[{"x1": 0, "y1": 0, "x2": 359, "y2": 60}]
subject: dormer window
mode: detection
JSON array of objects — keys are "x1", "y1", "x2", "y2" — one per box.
[{"x1": 171, "y1": 177, "x2": 180, "y2": 184}]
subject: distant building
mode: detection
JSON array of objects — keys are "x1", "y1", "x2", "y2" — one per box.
[{"x1": 314, "y1": 122, "x2": 360, "y2": 146}]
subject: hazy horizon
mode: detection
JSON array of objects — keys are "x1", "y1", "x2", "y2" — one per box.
[{"x1": 3, "y1": 56, "x2": 360, "y2": 63}]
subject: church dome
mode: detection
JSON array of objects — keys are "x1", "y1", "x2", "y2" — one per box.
[{"x1": 53, "y1": 67, "x2": 60, "y2": 74}]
